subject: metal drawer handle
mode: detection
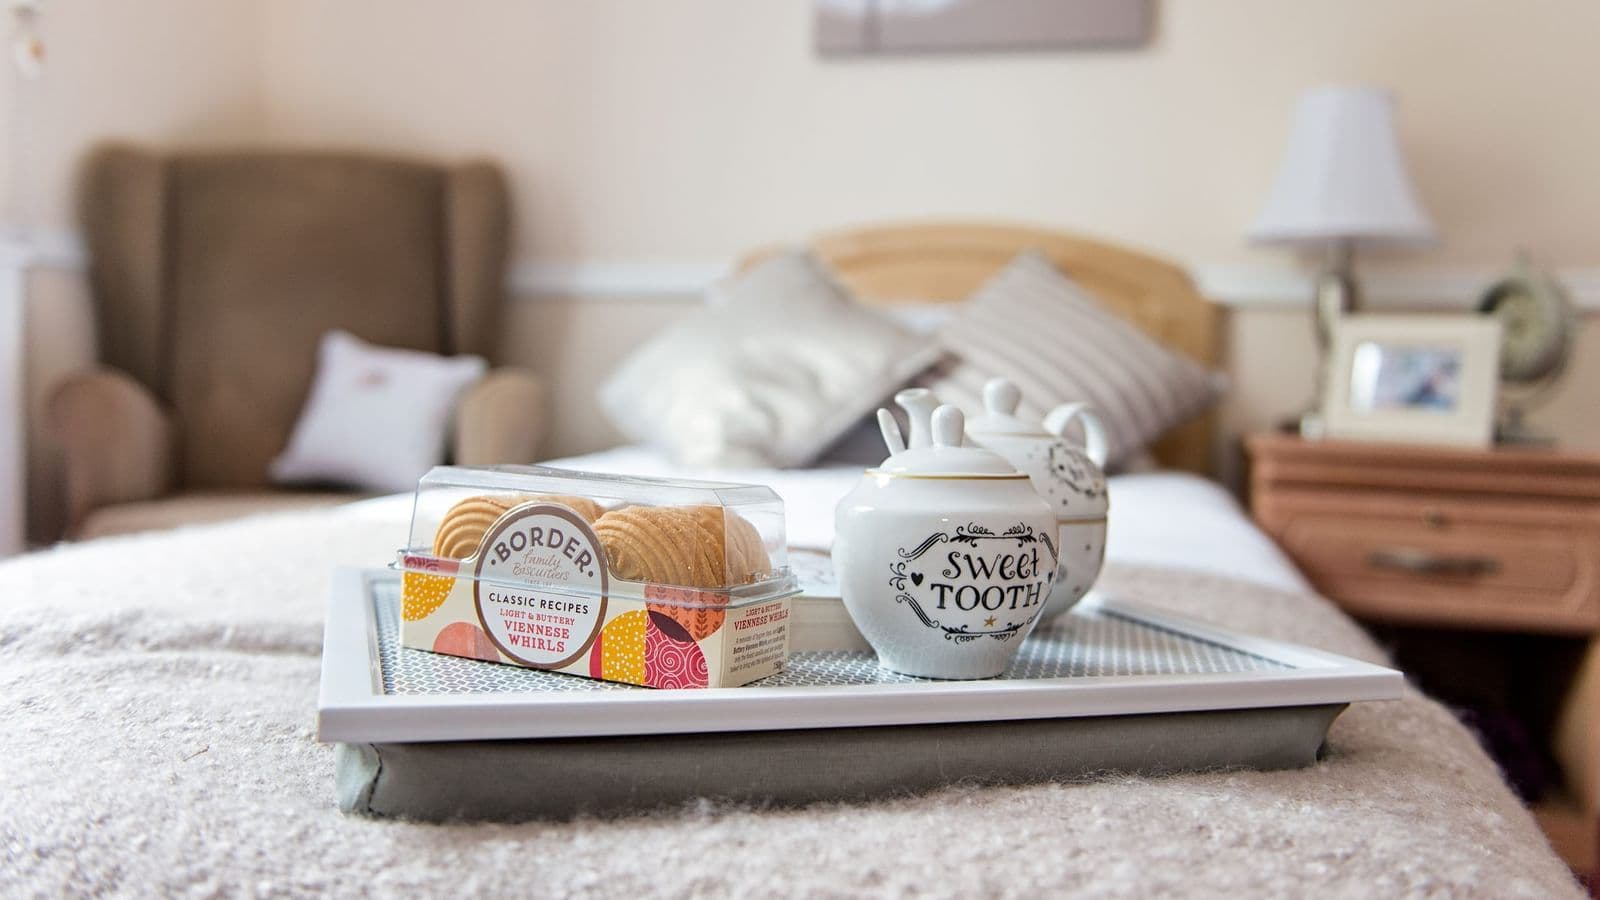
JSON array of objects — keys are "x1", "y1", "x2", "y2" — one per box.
[{"x1": 1367, "y1": 548, "x2": 1500, "y2": 577}]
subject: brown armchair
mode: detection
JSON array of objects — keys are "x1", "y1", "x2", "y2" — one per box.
[{"x1": 48, "y1": 145, "x2": 544, "y2": 540}]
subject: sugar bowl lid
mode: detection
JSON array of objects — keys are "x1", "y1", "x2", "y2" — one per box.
[
  {"x1": 967, "y1": 378, "x2": 1047, "y2": 436},
  {"x1": 873, "y1": 404, "x2": 1022, "y2": 478}
]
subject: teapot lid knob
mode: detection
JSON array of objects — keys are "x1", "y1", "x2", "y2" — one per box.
[
  {"x1": 894, "y1": 387, "x2": 940, "y2": 449},
  {"x1": 982, "y1": 378, "x2": 1021, "y2": 416},
  {"x1": 931, "y1": 405, "x2": 965, "y2": 448},
  {"x1": 873, "y1": 401, "x2": 1021, "y2": 476}
]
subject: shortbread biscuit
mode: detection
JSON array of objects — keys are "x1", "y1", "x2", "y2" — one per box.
[
  {"x1": 536, "y1": 494, "x2": 606, "y2": 524},
  {"x1": 687, "y1": 505, "x2": 771, "y2": 584},
  {"x1": 431, "y1": 493, "x2": 606, "y2": 559},
  {"x1": 594, "y1": 506, "x2": 725, "y2": 588},
  {"x1": 594, "y1": 504, "x2": 772, "y2": 589},
  {"x1": 432, "y1": 495, "x2": 519, "y2": 559}
]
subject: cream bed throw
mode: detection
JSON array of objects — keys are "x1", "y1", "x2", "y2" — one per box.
[{"x1": 0, "y1": 509, "x2": 1581, "y2": 898}]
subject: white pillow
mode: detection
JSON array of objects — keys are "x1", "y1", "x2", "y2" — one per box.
[
  {"x1": 270, "y1": 330, "x2": 486, "y2": 492},
  {"x1": 599, "y1": 251, "x2": 943, "y2": 468},
  {"x1": 918, "y1": 251, "x2": 1222, "y2": 468},
  {"x1": 879, "y1": 302, "x2": 960, "y2": 335}
]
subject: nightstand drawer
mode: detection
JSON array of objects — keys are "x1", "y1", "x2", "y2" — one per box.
[{"x1": 1258, "y1": 496, "x2": 1600, "y2": 633}]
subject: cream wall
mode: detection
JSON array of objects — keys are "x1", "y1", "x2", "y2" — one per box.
[
  {"x1": 253, "y1": 0, "x2": 1600, "y2": 267},
  {"x1": 7, "y1": 0, "x2": 266, "y2": 541},
  {"x1": 255, "y1": 0, "x2": 1600, "y2": 476},
  {"x1": 12, "y1": 0, "x2": 1600, "y2": 542},
  {"x1": 7, "y1": 0, "x2": 265, "y2": 230}
]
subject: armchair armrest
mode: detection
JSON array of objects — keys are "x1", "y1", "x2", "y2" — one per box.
[
  {"x1": 46, "y1": 368, "x2": 174, "y2": 535},
  {"x1": 454, "y1": 368, "x2": 546, "y2": 465}
]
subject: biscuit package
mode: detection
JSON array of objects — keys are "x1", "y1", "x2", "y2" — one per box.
[{"x1": 395, "y1": 465, "x2": 799, "y2": 688}]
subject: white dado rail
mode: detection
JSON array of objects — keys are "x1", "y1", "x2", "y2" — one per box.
[
  {"x1": 13, "y1": 228, "x2": 1600, "y2": 309},
  {"x1": 511, "y1": 259, "x2": 1600, "y2": 310}
]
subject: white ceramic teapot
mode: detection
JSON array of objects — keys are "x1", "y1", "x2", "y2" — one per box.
[
  {"x1": 833, "y1": 388, "x2": 1059, "y2": 679},
  {"x1": 965, "y1": 378, "x2": 1109, "y2": 624}
]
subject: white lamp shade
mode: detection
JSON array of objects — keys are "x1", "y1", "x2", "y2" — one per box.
[{"x1": 1250, "y1": 86, "x2": 1436, "y2": 247}]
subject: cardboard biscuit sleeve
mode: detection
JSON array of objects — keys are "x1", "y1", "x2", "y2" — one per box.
[{"x1": 395, "y1": 465, "x2": 799, "y2": 689}]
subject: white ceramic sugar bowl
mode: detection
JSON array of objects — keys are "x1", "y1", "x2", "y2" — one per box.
[
  {"x1": 966, "y1": 378, "x2": 1109, "y2": 624},
  {"x1": 833, "y1": 389, "x2": 1059, "y2": 680}
]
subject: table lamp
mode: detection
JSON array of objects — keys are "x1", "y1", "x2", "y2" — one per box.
[{"x1": 1250, "y1": 85, "x2": 1436, "y2": 432}]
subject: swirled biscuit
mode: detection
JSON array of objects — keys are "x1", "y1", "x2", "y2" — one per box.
[
  {"x1": 432, "y1": 495, "x2": 520, "y2": 559},
  {"x1": 431, "y1": 493, "x2": 606, "y2": 559},
  {"x1": 594, "y1": 506, "x2": 726, "y2": 588},
  {"x1": 533, "y1": 494, "x2": 606, "y2": 523},
  {"x1": 687, "y1": 506, "x2": 771, "y2": 584}
]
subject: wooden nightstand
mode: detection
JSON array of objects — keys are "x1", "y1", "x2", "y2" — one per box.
[
  {"x1": 1246, "y1": 433, "x2": 1600, "y2": 880},
  {"x1": 1246, "y1": 433, "x2": 1600, "y2": 633}
]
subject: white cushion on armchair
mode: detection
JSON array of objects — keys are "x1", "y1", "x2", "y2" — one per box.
[{"x1": 271, "y1": 330, "x2": 486, "y2": 493}]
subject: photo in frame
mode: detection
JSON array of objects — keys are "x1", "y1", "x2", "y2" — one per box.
[{"x1": 1322, "y1": 315, "x2": 1502, "y2": 448}]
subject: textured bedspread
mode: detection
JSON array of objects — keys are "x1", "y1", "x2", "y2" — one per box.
[{"x1": 0, "y1": 510, "x2": 1581, "y2": 898}]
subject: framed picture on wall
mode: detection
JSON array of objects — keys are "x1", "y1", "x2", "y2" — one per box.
[
  {"x1": 816, "y1": 0, "x2": 1152, "y2": 55},
  {"x1": 1322, "y1": 315, "x2": 1502, "y2": 448}
]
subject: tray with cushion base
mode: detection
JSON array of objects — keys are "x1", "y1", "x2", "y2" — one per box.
[{"x1": 318, "y1": 568, "x2": 1401, "y2": 821}]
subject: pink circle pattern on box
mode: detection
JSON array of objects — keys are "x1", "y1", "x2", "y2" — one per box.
[
  {"x1": 644, "y1": 610, "x2": 709, "y2": 688},
  {"x1": 587, "y1": 610, "x2": 708, "y2": 688},
  {"x1": 433, "y1": 621, "x2": 500, "y2": 662}
]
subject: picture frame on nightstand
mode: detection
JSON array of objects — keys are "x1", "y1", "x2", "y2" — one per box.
[{"x1": 1322, "y1": 315, "x2": 1502, "y2": 448}]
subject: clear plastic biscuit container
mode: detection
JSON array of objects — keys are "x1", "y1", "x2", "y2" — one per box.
[{"x1": 394, "y1": 465, "x2": 798, "y2": 689}]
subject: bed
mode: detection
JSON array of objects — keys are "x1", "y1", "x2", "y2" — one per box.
[{"x1": 0, "y1": 224, "x2": 1583, "y2": 897}]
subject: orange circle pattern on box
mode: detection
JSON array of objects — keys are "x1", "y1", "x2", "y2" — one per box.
[
  {"x1": 593, "y1": 609, "x2": 649, "y2": 685},
  {"x1": 645, "y1": 585, "x2": 727, "y2": 641}
]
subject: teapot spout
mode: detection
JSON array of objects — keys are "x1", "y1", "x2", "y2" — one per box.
[{"x1": 894, "y1": 388, "x2": 940, "y2": 449}]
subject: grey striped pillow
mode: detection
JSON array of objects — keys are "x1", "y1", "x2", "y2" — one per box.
[{"x1": 918, "y1": 251, "x2": 1220, "y2": 467}]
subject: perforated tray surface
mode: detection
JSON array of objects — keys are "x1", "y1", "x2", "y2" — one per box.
[
  {"x1": 319, "y1": 569, "x2": 1400, "y2": 744},
  {"x1": 372, "y1": 580, "x2": 1289, "y2": 697}
]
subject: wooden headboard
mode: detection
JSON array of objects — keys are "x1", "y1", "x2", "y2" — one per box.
[{"x1": 739, "y1": 222, "x2": 1221, "y2": 474}]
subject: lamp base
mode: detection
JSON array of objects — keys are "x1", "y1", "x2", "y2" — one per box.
[
  {"x1": 1297, "y1": 410, "x2": 1327, "y2": 441},
  {"x1": 1304, "y1": 241, "x2": 1360, "y2": 436},
  {"x1": 1312, "y1": 241, "x2": 1360, "y2": 351},
  {"x1": 1495, "y1": 404, "x2": 1557, "y2": 447}
]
